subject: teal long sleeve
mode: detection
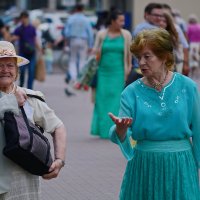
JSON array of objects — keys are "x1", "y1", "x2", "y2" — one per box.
[
  {"x1": 109, "y1": 125, "x2": 134, "y2": 160},
  {"x1": 109, "y1": 87, "x2": 135, "y2": 160}
]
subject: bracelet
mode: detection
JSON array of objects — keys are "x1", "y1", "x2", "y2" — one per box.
[{"x1": 55, "y1": 158, "x2": 65, "y2": 167}]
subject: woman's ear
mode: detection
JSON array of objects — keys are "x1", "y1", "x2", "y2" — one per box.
[
  {"x1": 163, "y1": 54, "x2": 168, "y2": 64},
  {"x1": 165, "y1": 52, "x2": 174, "y2": 70}
]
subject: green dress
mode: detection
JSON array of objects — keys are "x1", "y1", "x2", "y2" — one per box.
[{"x1": 91, "y1": 35, "x2": 125, "y2": 138}]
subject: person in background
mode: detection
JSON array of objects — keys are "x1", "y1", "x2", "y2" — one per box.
[
  {"x1": 159, "y1": 11, "x2": 181, "y2": 72},
  {"x1": 0, "y1": 19, "x2": 4, "y2": 40},
  {"x1": 172, "y1": 9, "x2": 187, "y2": 38},
  {"x1": 187, "y1": 14, "x2": 200, "y2": 78},
  {"x1": 0, "y1": 41, "x2": 66, "y2": 200},
  {"x1": 90, "y1": 9, "x2": 132, "y2": 139},
  {"x1": 133, "y1": 3, "x2": 163, "y2": 37},
  {"x1": 109, "y1": 28, "x2": 200, "y2": 199},
  {"x1": 44, "y1": 41, "x2": 54, "y2": 74},
  {"x1": 0, "y1": 20, "x2": 12, "y2": 42},
  {"x1": 162, "y1": 3, "x2": 189, "y2": 76},
  {"x1": 32, "y1": 18, "x2": 43, "y2": 50},
  {"x1": 126, "y1": 3, "x2": 163, "y2": 88},
  {"x1": 94, "y1": 11, "x2": 109, "y2": 33},
  {"x1": 90, "y1": 10, "x2": 110, "y2": 100},
  {"x1": 12, "y1": 11, "x2": 41, "y2": 89},
  {"x1": 63, "y1": 3, "x2": 94, "y2": 94},
  {"x1": 0, "y1": 19, "x2": 12, "y2": 43}
]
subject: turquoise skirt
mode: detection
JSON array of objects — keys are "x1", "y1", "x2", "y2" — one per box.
[{"x1": 120, "y1": 139, "x2": 200, "y2": 200}]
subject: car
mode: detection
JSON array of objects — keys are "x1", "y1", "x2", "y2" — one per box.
[
  {"x1": 29, "y1": 9, "x2": 43, "y2": 22},
  {"x1": 39, "y1": 12, "x2": 69, "y2": 41}
]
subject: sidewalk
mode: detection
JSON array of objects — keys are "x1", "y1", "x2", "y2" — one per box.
[{"x1": 34, "y1": 73, "x2": 126, "y2": 200}]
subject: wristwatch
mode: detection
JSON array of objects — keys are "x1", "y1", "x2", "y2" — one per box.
[{"x1": 55, "y1": 158, "x2": 65, "y2": 167}]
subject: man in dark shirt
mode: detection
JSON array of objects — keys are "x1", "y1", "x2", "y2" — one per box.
[{"x1": 12, "y1": 11, "x2": 40, "y2": 89}]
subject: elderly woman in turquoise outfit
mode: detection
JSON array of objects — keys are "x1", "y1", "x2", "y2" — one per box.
[
  {"x1": 90, "y1": 9, "x2": 132, "y2": 139},
  {"x1": 109, "y1": 28, "x2": 200, "y2": 199},
  {"x1": 0, "y1": 41, "x2": 66, "y2": 200}
]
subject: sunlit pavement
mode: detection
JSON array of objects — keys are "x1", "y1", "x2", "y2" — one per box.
[{"x1": 34, "y1": 72, "x2": 126, "y2": 200}]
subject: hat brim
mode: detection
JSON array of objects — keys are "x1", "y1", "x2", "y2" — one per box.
[{"x1": 0, "y1": 55, "x2": 30, "y2": 67}]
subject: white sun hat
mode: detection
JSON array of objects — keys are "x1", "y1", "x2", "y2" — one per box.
[{"x1": 0, "y1": 41, "x2": 29, "y2": 66}]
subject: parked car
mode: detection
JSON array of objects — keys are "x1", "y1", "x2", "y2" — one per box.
[
  {"x1": 39, "y1": 12, "x2": 69, "y2": 41},
  {"x1": 29, "y1": 9, "x2": 43, "y2": 22}
]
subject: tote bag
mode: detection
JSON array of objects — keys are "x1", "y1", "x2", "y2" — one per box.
[
  {"x1": 35, "y1": 56, "x2": 46, "y2": 82},
  {"x1": 3, "y1": 94, "x2": 53, "y2": 176}
]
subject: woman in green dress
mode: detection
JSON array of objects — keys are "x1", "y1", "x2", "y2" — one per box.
[
  {"x1": 109, "y1": 28, "x2": 200, "y2": 199},
  {"x1": 90, "y1": 9, "x2": 132, "y2": 138}
]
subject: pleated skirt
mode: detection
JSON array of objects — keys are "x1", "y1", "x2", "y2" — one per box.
[{"x1": 120, "y1": 139, "x2": 200, "y2": 200}]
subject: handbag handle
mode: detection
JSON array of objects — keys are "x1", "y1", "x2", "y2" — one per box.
[
  {"x1": 26, "y1": 94, "x2": 45, "y2": 102},
  {"x1": 20, "y1": 106, "x2": 34, "y2": 150}
]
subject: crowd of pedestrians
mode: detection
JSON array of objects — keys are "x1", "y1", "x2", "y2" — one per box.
[{"x1": 1, "y1": 2, "x2": 200, "y2": 200}]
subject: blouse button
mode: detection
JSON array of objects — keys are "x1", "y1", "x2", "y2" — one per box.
[
  {"x1": 182, "y1": 89, "x2": 186, "y2": 93},
  {"x1": 161, "y1": 102, "x2": 166, "y2": 107}
]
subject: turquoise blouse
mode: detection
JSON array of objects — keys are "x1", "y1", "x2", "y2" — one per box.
[{"x1": 109, "y1": 72, "x2": 200, "y2": 167}]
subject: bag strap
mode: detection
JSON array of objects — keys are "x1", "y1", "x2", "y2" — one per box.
[
  {"x1": 20, "y1": 106, "x2": 34, "y2": 150},
  {"x1": 26, "y1": 94, "x2": 45, "y2": 102},
  {"x1": 23, "y1": 93, "x2": 45, "y2": 133}
]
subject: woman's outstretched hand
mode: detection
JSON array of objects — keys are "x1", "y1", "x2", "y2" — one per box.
[{"x1": 108, "y1": 112, "x2": 133, "y2": 141}]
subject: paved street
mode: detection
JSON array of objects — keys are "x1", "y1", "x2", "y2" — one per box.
[
  {"x1": 34, "y1": 72, "x2": 126, "y2": 200},
  {"x1": 33, "y1": 68, "x2": 200, "y2": 200}
]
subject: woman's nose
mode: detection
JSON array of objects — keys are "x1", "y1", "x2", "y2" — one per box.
[{"x1": 138, "y1": 57, "x2": 146, "y2": 65}]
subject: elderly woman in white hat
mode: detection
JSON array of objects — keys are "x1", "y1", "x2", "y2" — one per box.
[{"x1": 0, "y1": 41, "x2": 67, "y2": 200}]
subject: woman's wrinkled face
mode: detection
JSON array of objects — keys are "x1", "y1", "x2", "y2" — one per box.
[
  {"x1": 112, "y1": 14, "x2": 125, "y2": 29},
  {"x1": 137, "y1": 47, "x2": 165, "y2": 78},
  {"x1": 0, "y1": 57, "x2": 18, "y2": 88}
]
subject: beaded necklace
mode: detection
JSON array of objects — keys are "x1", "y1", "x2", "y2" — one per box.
[{"x1": 148, "y1": 71, "x2": 169, "y2": 91}]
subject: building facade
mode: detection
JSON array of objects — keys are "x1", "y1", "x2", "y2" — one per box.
[
  {"x1": 102, "y1": 0, "x2": 200, "y2": 32},
  {"x1": 1, "y1": 0, "x2": 200, "y2": 32}
]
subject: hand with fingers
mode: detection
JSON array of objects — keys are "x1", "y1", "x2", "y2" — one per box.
[
  {"x1": 42, "y1": 159, "x2": 63, "y2": 180},
  {"x1": 108, "y1": 112, "x2": 133, "y2": 142},
  {"x1": 14, "y1": 86, "x2": 27, "y2": 106}
]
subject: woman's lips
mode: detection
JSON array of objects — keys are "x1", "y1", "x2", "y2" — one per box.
[{"x1": 141, "y1": 69, "x2": 148, "y2": 73}]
